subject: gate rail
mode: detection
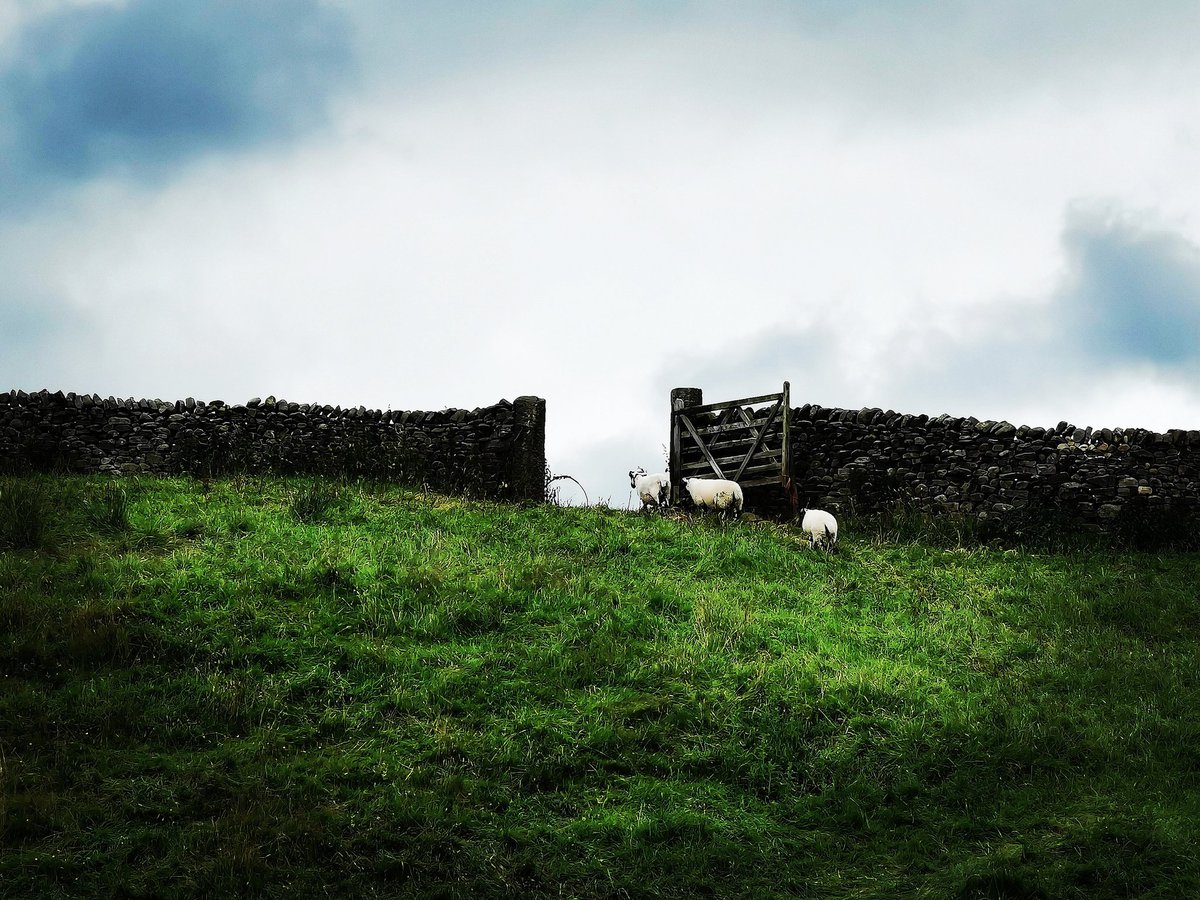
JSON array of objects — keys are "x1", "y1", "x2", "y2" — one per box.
[{"x1": 670, "y1": 382, "x2": 792, "y2": 506}]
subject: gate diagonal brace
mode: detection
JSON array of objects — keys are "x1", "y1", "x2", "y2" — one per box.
[
  {"x1": 732, "y1": 396, "x2": 784, "y2": 482},
  {"x1": 679, "y1": 414, "x2": 726, "y2": 479}
]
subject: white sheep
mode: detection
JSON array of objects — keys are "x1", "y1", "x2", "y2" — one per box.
[
  {"x1": 681, "y1": 476, "x2": 743, "y2": 518},
  {"x1": 799, "y1": 507, "x2": 838, "y2": 550},
  {"x1": 629, "y1": 467, "x2": 670, "y2": 512}
]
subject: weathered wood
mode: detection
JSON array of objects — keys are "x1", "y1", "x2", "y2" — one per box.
[
  {"x1": 681, "y1": 452, "x2": 782, "y2": 471},
  {"x1": 684, "y1": 438, "x2": 779, "y2": 462},
  {"x1": 673, "y1": 392, "x2": 783, "y2": 417},
  {"x1": 682, "y1": 470, "x2": 780, "y2": 490},
  {"x1": 713, "y1": 406, "x2": 742, "y2": 428},
  {"x1": 680, "y1": 447, "x2": 783, "y2": 471},
  {"x1": 670, "y1": 390, "x2": 701, "y2": 505},
  {"x1": 671, "y1": 400, "x2": 682, "y2": 504},
  {"x1": 680, "y1": 432, "x2": 781, "y2": 458},
  {"x1": 733, "y1": 395, "x2": 784, "y2": 481},
  {"x1": 739, "y1": 474, "x2": 784, "y2": 488},
  {"x1": 781, "y1": 381, "x2": 791, "y2": 482},
  {"x1": 680, "y1": 447, "x2": 785, "y2": 469},
  {"x1": 738, "y1": 460, "x2": 787, "y2": 477},
  {"x1": 678, "y1": 439, "x2": 782, "y2": 467},
  {"x1": 669, "y1": 383, "x2": 792, "y2": 503},
  {"x1": 683, "y1": 424, "x2": 782, "y2": 444},
  {"x1": 679, "y1": 414, "x2": 726, "y2": 479},
  {"x1": 681, "y1": 441, "x2": 782, "y2": 468},
  {"x1": 683, "y1": 430, "x2": 781, "y2": 462},
  {"x1": 734, "y1": 407, "x2": 758, "y2": 428},
  {"x1": 682, "y1": 458, "x2": 782, "y2": 479},
  {"x1": 683, "y1": 418, "x2": 780, "y2": 439}
]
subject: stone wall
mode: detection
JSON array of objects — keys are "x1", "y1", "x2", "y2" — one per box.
[
  {"x1": 786, "y1": 404, "x2": 1200, "y2": 532},
  {"x1": 676, "y1": 389, "x2": 1200, "y2": 538},
  {"x1": 0, "y1": 389, "x2": 547, "y2": 501}
]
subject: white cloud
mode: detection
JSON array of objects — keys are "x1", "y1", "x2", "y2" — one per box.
[{"x1": 3, "y1": 2, "x2": 1200, "y2": 504}]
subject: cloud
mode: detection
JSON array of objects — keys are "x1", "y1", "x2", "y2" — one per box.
[
  {"x1": 1, "y1": 295, "x2": 65, "y2": 353},
  {"x1": 653, "y1": 323, "x2": 843, "y2": 410},
  {"x1": 0, "y1": 0, "x2": 351, "y2": 199},
  {"x1": 1060, "y1": 206, "x2": 1200, "y2": 368},
  {"x1": 0, "y1": 290, "x2": 94, "y2": 387},
  {"x1": 655, "y1": 204, "x2": 1200, "y2": 432},
  {"x1": 2, "y1": 4, "x2": 1200, "y2": 505}
]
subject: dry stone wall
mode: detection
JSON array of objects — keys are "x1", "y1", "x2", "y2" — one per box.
[
  {"x1": 0, "y1": 388, "x2": 546, "y2": 501},
  {"x1": 674, "y1": 387, "x2": 1199, "y2": 539},
  {"x1": 784, "y1": 403, "x2": 1200, "y2": 536}
]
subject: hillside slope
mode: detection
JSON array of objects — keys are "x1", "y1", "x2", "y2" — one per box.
[{"x1": 2, "y1": 476, "x2": 1199, "y2": 898}]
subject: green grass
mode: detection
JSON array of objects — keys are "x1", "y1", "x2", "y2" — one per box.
[
  {"x1": 0, "y1": 479, "x2": 51, "y2": 549},
  {"x1": 2, "y1": 475, "x2": 1198, "y2": 898}
]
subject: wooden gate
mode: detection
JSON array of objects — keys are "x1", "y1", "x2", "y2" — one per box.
[{"x1": 670, "y1": 382, "x2": 792, "y2": 506}]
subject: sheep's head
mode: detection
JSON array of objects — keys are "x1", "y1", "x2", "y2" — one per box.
[{"x1": 629, "y1": 467, "x2": 647, "y2": 488}]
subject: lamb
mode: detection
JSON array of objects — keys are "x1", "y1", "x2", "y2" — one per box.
[
  {"x1": 629, "y1": 467, "x2": 670, "y2": 512},
  {"x1": 799, "y1": 507, "x2": 838, "y2": 550},
  {"x1": 681, "y1": 476, "x2": 743, "y2": 518}
]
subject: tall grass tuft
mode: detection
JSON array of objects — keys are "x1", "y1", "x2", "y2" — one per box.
[
  {"x1": 82, "y1": 482, "x2": 130, "y2": 533},
  {"x1": 0, "y1": 479, "x2": 50, "y2": 549},
  {"x1": 863, "y1": 500, "x2": 986, "y2": 548},
  {"x1": 290, "y1": 481, "x2": 340, "y2": 523}
]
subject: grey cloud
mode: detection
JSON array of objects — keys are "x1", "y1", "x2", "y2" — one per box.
[
  {"x1": 656, "y1": 326, "x2": 912, "y2": 417},
  {"x1": 915, "y1": 210, "x2": 1200, "y2": 408},
  {"x1": 0, "y1": 0, "x2": 352, "y2": 204},
  {"x1": 657, "y1": 205, "x2": 1200, "y2": 425},
  {"x1": 0, "y1": 292, "x2": 94, "y2": 388},
  {"x1": 652, "y1": 321, "x2": 851, "y2": 412},
  {"x1": 1060, "y1": 208, "x2": 1200, "y2": 368},
  {"x1": 655, "y1": 315, "x2": 1071, "y2": 429},
  {"x1": 346, "y1": 0, "x2": 1198, "y2": 124}
]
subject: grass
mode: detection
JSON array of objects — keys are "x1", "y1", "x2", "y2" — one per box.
[
  {"x1": 1, "y1": 474, "x2": 1198, "y2": 898},
  {"x1": 288, "y1": 481, "x2": 341, "y2": 524},
  {"x1": 0, "y1": 479, "x2": 51, "y2": 549}
]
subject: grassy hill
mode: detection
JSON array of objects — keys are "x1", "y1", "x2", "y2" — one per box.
[{"x1": 2, "y1": 475, "x2": 1198, "y2": 898}]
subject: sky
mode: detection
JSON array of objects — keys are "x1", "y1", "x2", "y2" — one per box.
[{"x1": 3, "y1": 0, "x2": 1200, "y2": 506}]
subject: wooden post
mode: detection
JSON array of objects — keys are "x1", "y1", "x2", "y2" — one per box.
[
  {"x1": 781, "y1": 381, "x2": 791, "y2": 484},
  {"x1": 781, "y1": 381, "x2": 797, "y2": 517},
  {"x1": 670, "y1": 387, "x2": 702, "y2": 505}
]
